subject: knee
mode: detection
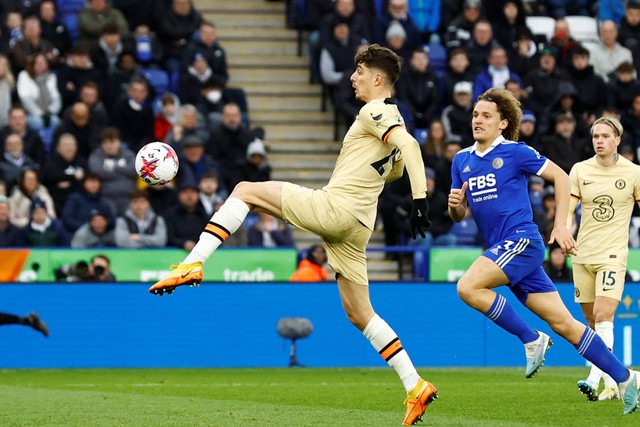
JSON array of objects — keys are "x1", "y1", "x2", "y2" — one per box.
[
  {"x1": 229, "y1": 181, "x2": 253, "y2": 200},
  {"x1": 593, "y1": 307, "x2": 615, "y2": 324},
  {"x1": 456, "y1": 276, "x2": 476, "y2": 303},
  {"x1": 343, "y1": 309, "x2": 369, "y2": 331}
]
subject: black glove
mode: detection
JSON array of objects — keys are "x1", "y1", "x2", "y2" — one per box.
[{"x1": 410, "y1": 198, "x2": 431, "y2": 239}]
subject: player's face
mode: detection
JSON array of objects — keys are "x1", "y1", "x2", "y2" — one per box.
[
  {"x1": 591, "y1": 123, "x2": 620, "y2": 157},
  {"x1": 471, "y1": 100, "x2": 507, "y2": 144},
  {"x1": 350, "y1": 63, "x2": 377, "y2": 102}
]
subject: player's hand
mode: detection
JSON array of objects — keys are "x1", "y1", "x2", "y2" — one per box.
[
  {"x1": 548, "y1": 224, "x2": 578, "y2": 255},
  {"x1": 448, "y1": 182, "x2": 468, "y2": 209},
  {"x1": 410, "y1": 198, "x2": 431, "y2": 239}
]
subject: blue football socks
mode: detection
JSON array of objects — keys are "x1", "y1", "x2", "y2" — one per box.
[{"x1": 485, "y1": 294, "x2": 539, "y2": 344}]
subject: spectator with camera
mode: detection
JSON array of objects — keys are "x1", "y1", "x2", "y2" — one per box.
[
  {"x1": 89, "y1": 253, "x2": 116, "y2": 281},
  {"x1": 114, "y1": 190, "x2": 167, "y2": 248}
]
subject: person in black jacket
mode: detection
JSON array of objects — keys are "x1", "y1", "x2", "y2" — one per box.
[
  {"x1": 227, "y1": 138, "x2": 272, "y2": 190},
  {"x1": 543, "y1": 242, "x2": 573, "y2": 283},
  {"x1": 38, "y1": 0, "x2": 73, "y2": 62},
  {"x1": 56, "y1": 44, "x2": 105, "y2": 110},
  {"x1": 163, "y1": 181, "x2": 209, "y2": 251},
  {"x1": 0, "y1": 105, "x2": 45, "y2": 166},
  {"x1": 112, "y1": 75, "x2": 154, "y2": 151},
  {"x1": 182, "y1": 21, "x2": 228, "y2": 84},
  {"x1": 156, "y1": 0, "x2": 202, "y2": 74},
  {"x1": 396, "y1": 47, "x2": 440, "y2": 128},
  {"x1": 0, "y1": 194, "x2": 27, "y2": 247}
]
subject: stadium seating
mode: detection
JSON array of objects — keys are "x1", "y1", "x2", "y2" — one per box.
[
  {"x1": 57, "y1": 0, "x2": 85, "y2": 13},
  {"x1": 565, "y1": 15, "x2": 600, "y2": 43},
  {"x1": 424, "y1": 42, "x2": 447, "y2": 77},
  {"x1": 140, "y1": 68, "x2": 170, "y2": 96},
  {"x1": 525, "y1": 16, "x2": 556, "y2": 43},
  {"x1": 61, "y1": 12, "x2": 79, "y2": 43}
]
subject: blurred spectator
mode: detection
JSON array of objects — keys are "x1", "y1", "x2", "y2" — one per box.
[
  {"x1": 548, "y1": 18, "x2": 579, "y2": 70},
  {"x1": 78, "y1": 0, "x2": 130, "y2": 47},
  {"x1": 154, "y1": 92, "x2": 180, "y2": 141},
  {"x1": 599, "y1": 0, "x2": 625, "y2": 24},
  {"x1": 112, "y1": 76, "x2": 154, "y2": 151},
  {"x1": 103, "y1": 51, "x2": 139, "y2": 111},
  {"x1": 433, "y1": 206, "x2": 481, "y2": 246},
  {"x1": 163, "y1": 181, "x2": 209, "y2": 251},
  {"x1": 62, "y1": 173, "x2": 115, "y2": 235},
  {"x1": 198, "y1": 171, "x2": 226, "y2": 216},
  {"x1": 319, "y1": 21, "x2": 361, "y2": 88},
  {"x1": 207, "y1": 102, "x2": 256, "y2": 180},
  {"x1": 0, "y1": 105, "x2": 45, "y2": 165},
  {"x1": 10, "y1": 15, "x2": 58, "y2": 75},
  {"x1": 434, "y1": 140, "x2": 461, "y2": 194},
  {"x1": 442, "y1": 81, "x2": 474, "y2": 147},
  {"x1": 4, "y1": 11, "x2": 23, "y2": 51},
  {"x1": 548, "y1": 0, "x2": 590, "y2": 18},
  {"x1": 38, "y1": 0, "x2": 73, "y2": 61},
  {"x1": 568, "y1": 44, "x2": 607, "y2": 121},
  {"x1": 332, "y1": 72, "x2": 365, "y2": 134},
  {"x1": 114, "y1": 189, "x2": 167, "y2": 248},
  {"x1": 112, "y1": 0, "x2": 154, "y2": 30},
  {"x1": 40, "y1": 133, "x2": 87, "y2": 215},
  {"x1": 0, "y1": 133, "x2": 38, "y2": 188},
  {"x1": 587, "y1": 20, "x2": 633, "y2": 82},
  {"x1": 618, "y1": 2, "x2": 640, "y2": 71},
  {"x1": 177, "y1": 134, "x2": 221, "y2": 186},
  {"x1": 142, "y1": 181, "x2": 177, "y2": 217},
  {"x1": 507, "y1": 27, "x2": 539, "y2": 79},
  {"x1": 52, "y1": 102, "x2": 101, "y2": 158},
  {"x1": 492, "y1": 0, "x2": 528, "y2": 52},
  {"x1": 70, "y1": 207, "x2": 116, "y2": 248},
  {"x1": 56, "y1": 44, "x2": 105, "y2": 110},
  {"x1": 0, "y1": 1, "x2": 38, "y2": 18},
  {"x1": 157, "y1": 0, "x2": 203, "y2": 74},
  {"x1": 78, "y1": 81, "x2": 110, "y2": 131},
  {"x1": 178, "y1": 51, "x2": 217, "y2": 104},
  {"x1": 8, "y1": 168, "x2": 56, "y2": 228},
  {"x1": 183, "y1": 21, "x2": 227, "y2": 84},
  {"x1": 543, "y1": 242, "x2": 573, "y2": 282},
  {"x1": 545, "y1": 81, "x2": 590, "y2": 138},
  {"x1": 0, "y1": 54, "x2": 15, "y2": 128},
  {"x1": 542, "y1": 113, "x2": 590, "y2": 174},
  {"x1": 16, "y1": 52, "x2": 62, "y2": 131},
  {"x1": 90, "y1": 24, "x2": 135, "y2": 74},
  {"x1": 89, "y1": 253, "x2": 117, "y2": 281},
  {"x1": 421, "y1": 118, "x2": 447, "y2": 164},
  {"x1": 523, "y1": 46, "x2": 571, "y2": 121},
  {"x1": 519, "y1": 110, "x2": 543, "y2": 153},
  {"x1": 529, "y1": 175, "x2": 545, "y2": 213},
  {"x1": 384, "y1": 20, "x2": 411, "y2": 62},
  {"x1": 472, "y1": 45, "x2": 521, "y2": 100},
  {"x1": 621, "y1": 93, "x2": 640, "y2": 161},
  {"x1": 505, "y1": 78, "x2": 532, "y2": 112},
  {"x1": 130, "y1": 24, "x2": 163, "y2": 68},
  {"x1": 396, "y1": 47, "x2": 440, "y2": 128},
  {"x1": 290, "y1": 244, "x2": 329, "y2": 282},
  {"x1": 88, "y1": 127, "x2": 137, "y2": 214},
  {"x1": 165, "y1": 104, "x2": 209, "y2": 150},
  {"x1": 465, "y1": 19, "x2": 497, "y2": 76},
  {"x1": 408, "y1": 167, "x2": 454, "y2": 248},
  {"x1": 441, "y1": 48, "x2": 474, "y2": 108},
  {"x1": 193, "y1": 76, "x2": 229, "y2": 127},
  {"x1": 22, "y1": 197, "x2": 66, "y2": 247},
  {"x1": 373, "y1": 0, "x2": 421, "y2": 51},
  {"x1": 247, "y1": 212, "x2": 294, "y2": 247},
  {"x1": 444, "y1": 0, "x2": 482, "y2": 51},
  {"x1": 606, "y1": 61, "x2": 640, "y2": 114},
  {"x1": 0, "y1": 194, "x2": 26, "y2": 246},
  {"x1": 378, "y1": 169, "x2": 412, "y2": 248},
  {"x1": 227, "y1": 138, "x2": 272, "y2": 189}
]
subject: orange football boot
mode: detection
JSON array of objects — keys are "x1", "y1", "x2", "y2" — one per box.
[
  {"x1": 403, "y1": 378, "x2": 438, "y2": 425},
  {"x1": 148, "y1": 262, "x2": 203, "y2": 295}
]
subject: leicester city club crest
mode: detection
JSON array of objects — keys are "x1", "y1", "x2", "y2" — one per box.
[{"x1": 492, "y1": 157, "x2": 504, "y2": 169}]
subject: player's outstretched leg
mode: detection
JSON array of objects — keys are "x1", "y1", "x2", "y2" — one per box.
[
  {"x1": 524, "y1": 330, "x2": 553, "y2": 378},
  {"x1": 148, "y1": 261, "x2": 204, "y2": 295},
  {"x1": 403, "y1": 378, "x2": 438, "y2": 425},
  {"x1": 149, "y1": 197, "x2": 251, "y2": 296}
]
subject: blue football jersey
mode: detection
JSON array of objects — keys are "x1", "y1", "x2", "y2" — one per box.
[{"x1": 451, "y1": 136, "x2": 549, "y2": 247}]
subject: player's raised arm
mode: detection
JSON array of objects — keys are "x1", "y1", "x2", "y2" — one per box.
[
  {"x1": 540, "y1": 161, "x2": 577, "y2": 254},
  {"x1": 386, "y1": 128, "x2": 431, "y2": 238}
]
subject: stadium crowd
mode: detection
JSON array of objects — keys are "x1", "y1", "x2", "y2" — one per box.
[{"x1": 1, "y1": 0, "x2": 640, "y2": 266}]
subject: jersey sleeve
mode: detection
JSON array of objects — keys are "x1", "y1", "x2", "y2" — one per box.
[
  {"x1": 358, "y1": 102, "x2": 404, "y2": 143},
  {"x1": 451, "y1": 153, "x2": 462, "y2": 191},
  {"x1": 515, "y1": 143, "x2": 548, "y2": 176},
  {"x1": 634, "y1": 165, "x2": 640, "y2": 203},
  {"x1": 569, "y1": 164, "x2": 580, "y2": 199}
]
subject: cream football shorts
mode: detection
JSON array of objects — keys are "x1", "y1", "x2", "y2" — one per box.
[
  {"x1": 281, "y1": 183, "x2": 371, "y2": 286},
  {"x1": 573, "y1": 263, "x2": 626, "y2": 303}
]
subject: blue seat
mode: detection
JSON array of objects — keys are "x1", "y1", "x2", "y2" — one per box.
[
  {"x1": 413, "y1": 128, "x2": 428, "y2": 144},
  {"x1": 61, "y1": 12, "x2": 79, "y2": 43},
  {"x1": 424, "y1": 42, "x2": 447, "y2": 77},
  {"x1": 140, "y1": 68, "x2": 170, "y2": 96},
  {"x1": 57, "y1": 0, "x2": 85, "y2": 13}
]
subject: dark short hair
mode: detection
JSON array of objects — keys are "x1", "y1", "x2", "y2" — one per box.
[
  {"x1": 354, "y1": 44, "x2": 403, "y2": 85},
  {"x1": 99, "y1": 126, "x2": 120, "y2": 142},
  {"x1": 572, "y1": 44, "x2": 590, "y2": 57}
]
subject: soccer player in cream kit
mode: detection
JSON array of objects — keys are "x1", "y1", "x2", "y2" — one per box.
[
  {"x1": 568, "y1": 117, "x2": 640, "y2": 401},
  {"x1": 448, "y1": 88, "x2": 639, "y2": 415}
]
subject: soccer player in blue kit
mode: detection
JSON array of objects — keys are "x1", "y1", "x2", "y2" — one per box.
[{"x1": 447, "y1": 88, "x2": 639, "y2": 415}]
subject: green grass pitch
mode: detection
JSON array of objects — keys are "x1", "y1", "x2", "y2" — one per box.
[{"x1": 1, "y1": 367, "x2": 638, "y2": 426}]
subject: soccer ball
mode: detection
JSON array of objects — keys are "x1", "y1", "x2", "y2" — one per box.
[{"x1": 135, "y1": 142, "x2": 179, "y2": 185}]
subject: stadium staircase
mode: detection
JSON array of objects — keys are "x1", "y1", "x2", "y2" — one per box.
[{"x1": 195, "y1": 0, "x2": 411, "y2": 280}]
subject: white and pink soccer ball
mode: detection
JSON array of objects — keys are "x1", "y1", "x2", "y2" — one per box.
[{"x1": 135, "y1": 142, "x2": 179, "y2": 185}]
